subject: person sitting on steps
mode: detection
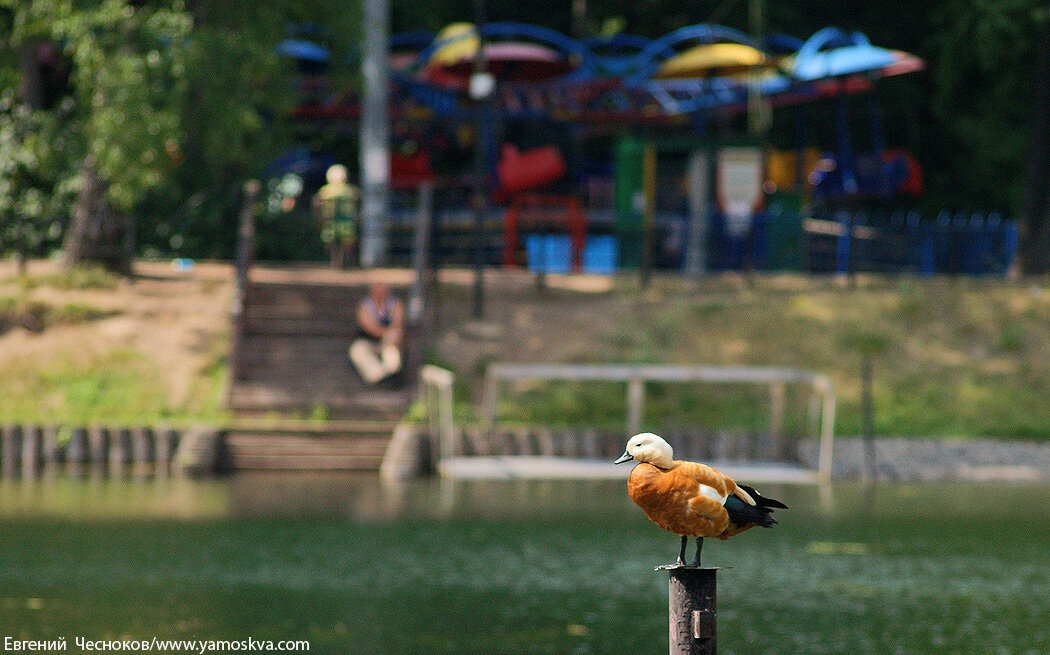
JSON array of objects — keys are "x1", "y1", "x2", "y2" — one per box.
[{"x1": 348, "y1": 282, "x2": 404, "y2": 385}]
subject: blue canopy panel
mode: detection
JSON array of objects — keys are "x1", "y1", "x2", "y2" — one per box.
[
  {"x1": 277, "y1": 39, "x2": 331, "y2": 63},
  {"x1": 582, "y1": 34, "x2": 668, "y2": 76},
  {"x1": 788, "y1": 28, "x2": 899, "y2": 81}
]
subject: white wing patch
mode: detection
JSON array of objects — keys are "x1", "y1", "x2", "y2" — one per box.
[{"x1": 697, "y1": 483, "x2": 728, "y2": 505}]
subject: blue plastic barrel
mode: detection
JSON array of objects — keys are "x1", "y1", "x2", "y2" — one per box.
[
  {"x1": 526, "y1": 234, "x2": 573, "y2": 274},
  {"x1": 582, "y1": 236, "x2": 619, "y2": 274}
]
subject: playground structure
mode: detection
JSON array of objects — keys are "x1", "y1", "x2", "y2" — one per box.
[{"x1": 267, "y1": 21, "x2": 1017, "y2": 276}]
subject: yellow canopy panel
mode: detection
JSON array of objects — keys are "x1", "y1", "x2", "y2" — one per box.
[
  {"x1": 430, "y1": 23, "x2": 480, "y2": 68},
  {"x1": 654, "y1": 43, "x2": 767, "y2": 80}
]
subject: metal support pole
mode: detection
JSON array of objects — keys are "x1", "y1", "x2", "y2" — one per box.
[
  {"x1": 228, "y1": 181, "x2": 258, "y2": 399},
  {"x1": 769, "y1": 381, "x2": 785, "y2": 459},
  {"x1": 483, "y1": 373, "x2": 499, "y2": 433},
  {"x1": 860, "y1": 353, "x2": 876, "y2": 481},
  {"x1": 626, "y1": 377, "x2": 644, "y2": 436},
  {"x1": 666, "y1": 567, "x2": 718, "y2": 655},
  {"x1": 409, "y1": 182, "x2": 435, "y2": 325},
  {"x1": 407, "y1": 182, "x2": 435, "y2": 377},
  {"x1": 834, "y1": 93, "x2": 858, "y2": 195},
  {"x1": 471, "y1": 2, "x2": 489, "y2": 319},
  {"x1": 641, "y1": 144, "x2": 656, "y2": 288},
  {"x1": 683, "y1": 149, "x2": 710, "y2": 276},
  {"x1": 818, "y1": 380, "x2": 836, "y2": 483},
  {"x1": 359, "y1": 0, "x2": 391, "y2": 267}
]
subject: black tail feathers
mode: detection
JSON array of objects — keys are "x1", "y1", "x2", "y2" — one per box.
[
  {"x1": 724, "y1": 495, "x2": 778, "y2": 528},
  {"x1": 739, "y1": 484, "x2": 788, "y2": 509},
  {"x1": 725, "y1": 485, "x2": 787, "y2": 529}
]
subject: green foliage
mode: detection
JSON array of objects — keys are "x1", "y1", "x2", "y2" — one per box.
[
  {"x1": 0, "y1": 90, "x2": 79, "y2": 257},
  {"x1": 0, "y1": 0, "x2": 359, "y2": 261},
  {"x1": 53, "y1": 0, "x2": 192, "y2": 211},
  {"x1": 931, "y1": 0, "x2": 1049, "y2": 211}
]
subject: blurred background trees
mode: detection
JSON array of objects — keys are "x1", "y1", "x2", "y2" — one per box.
[
  {"x1": 0, "y1": 0, "x2": 355, "y2": 270},
  {"x1": 0, "y1": 0, "x2": 1048, "y2": 269}
]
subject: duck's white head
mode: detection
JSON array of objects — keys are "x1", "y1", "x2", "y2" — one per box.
[{"x1": 614, "y1": 432, "x2": 674, "y2": 469}]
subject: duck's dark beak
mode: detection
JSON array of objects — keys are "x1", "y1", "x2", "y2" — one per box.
[{"x1": 614, "y1": 451, "x2": 633, "y2": 465}]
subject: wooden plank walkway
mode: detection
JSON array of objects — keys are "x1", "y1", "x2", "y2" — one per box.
[{"x1": 438, "y1": 456, "x2": 821, "y2": 483}]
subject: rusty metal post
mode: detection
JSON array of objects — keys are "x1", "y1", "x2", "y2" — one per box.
[
  {"x1": 109, "y1": 427, "x2": 131, "y2": 477},
  {"x1": 22, "y1": 424, "x2": 42, "y2": 477},
  {"x1": 1, "y1": 425, "x2": 22, "y2": 477},
  {"x1": 42, "y1": 425, "x2": 63, "y2": 472},
  {"x1": 66, "y1": 427, "x2": 89, "y2": 477},
  {"x1": 88, "y1": 426, "x2": 108, "y2": 473},
  {"x1": 665, "y1": 567, "x2": 718, "y2": 655}
]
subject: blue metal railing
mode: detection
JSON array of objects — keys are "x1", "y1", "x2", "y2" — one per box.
[{"x1": 798, "y1": 210, "x2": 1018, "y2": 276}]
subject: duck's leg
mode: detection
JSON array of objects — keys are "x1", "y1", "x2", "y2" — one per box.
[
  {"x1": 691, "y1": 537, "x2": 704, "y2": 567},
  {"x1": 677, "y1": 535, "x2": 688, "y2": 565}
]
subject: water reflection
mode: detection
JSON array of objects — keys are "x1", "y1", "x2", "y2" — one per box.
[
  {"x1": 0, "y1": 475, "x2": 228, "y2": 519},
  {"x1": 2, "y1": 474, "x2": 1047, "y2": 524},
  {"x1": 2, "y1": 475, "x2": 1048, "y2": 655}
]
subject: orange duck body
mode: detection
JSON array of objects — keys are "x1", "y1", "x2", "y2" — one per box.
[
  {"x1": 628, "y1": 460, "x2": 755, "y2": 540},
  {"x1": 617, "y1": 433, "x2": 787, "y2": 565}
]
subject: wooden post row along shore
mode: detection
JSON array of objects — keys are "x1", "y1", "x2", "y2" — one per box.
[{"x1": 0, "y1": 425, "x2": 194, "y2": 477}]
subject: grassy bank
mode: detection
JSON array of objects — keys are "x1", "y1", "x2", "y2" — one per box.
[
  {"x1": 432, "y1": 274, "x2": 1050, "y2": 439},
  {"x1": 0, "y1": 261, "x2": 230, "y2": 426},
  {"x1": 3, "y1": 261, "x2": 1050, "y2": 438}
]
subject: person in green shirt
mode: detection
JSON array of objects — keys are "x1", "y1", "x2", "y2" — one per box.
[{"x1": 313, "y1": 164, "x2": 360, "y2": 268}]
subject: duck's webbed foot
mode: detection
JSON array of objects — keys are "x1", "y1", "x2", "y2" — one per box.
[
  {"x1": 690, "y1": 537, "x2": 704, "y2": 567},
  {"x1": 676, "y1": 535, "x2": 688, "y2": 565}
]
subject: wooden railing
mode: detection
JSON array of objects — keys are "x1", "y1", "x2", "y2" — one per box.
[{"x1": 482, "y1": 363, "x2": 836, "y2": 481}]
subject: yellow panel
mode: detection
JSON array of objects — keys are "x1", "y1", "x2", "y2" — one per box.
[
  {"x1": 654, "y1": 43, "x2": 767, "y2": 80},
  {"x1": 430, "y1": 23, "x2": 480, "y2": 68}
]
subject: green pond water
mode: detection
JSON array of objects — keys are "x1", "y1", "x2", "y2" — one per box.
[{"x1": 1, "y1": 475, "x2": 1048, "y2": 655}]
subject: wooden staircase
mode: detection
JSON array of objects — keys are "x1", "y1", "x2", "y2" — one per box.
[
  {"x1": 225, "y1": 278, "x2": 417, "y2": 472},
  {"x1": 224, "y1": 421, "x2": 396, "y2": 471},
  {"x1": 229, "y1": 280, "x2": 412, "y2": 417}
]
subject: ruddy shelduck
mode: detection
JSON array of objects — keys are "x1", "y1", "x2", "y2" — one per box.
[{"x1": 614, "y1": 432, "x2": 787, "y2": 566}]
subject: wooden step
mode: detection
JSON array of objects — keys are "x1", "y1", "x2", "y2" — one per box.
[
  {"x1": 245, "y1": 282, "x2": 408, "y2": 313},
  {"x1": 227, "y1": 419, "x2": 397, "y2": 435},
  {"x1": 228, "y1": 384, "x2": 410, "y2": 412},
  {"x1": 230, "y1": 453, "x2": 386, "y2": 470},
  {"x1": 241, "y1": 317, "x2": 357, "y2": 337},
  {"x1": 224, "y1": 422, "x2": 396, "y2": 471}
]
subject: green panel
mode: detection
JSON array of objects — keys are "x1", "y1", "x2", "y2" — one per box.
[
  {"x1": 765, "y1": 191, "x2": 805, "y2": 271},
  {"x1": 614, "y1": 136, "x2": 645, "y2": 268}
]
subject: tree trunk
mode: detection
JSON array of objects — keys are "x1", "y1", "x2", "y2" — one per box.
[
  {"x1": 17, "y1": 39, "x2": 45, "y2": 110},
  {"x1": 14, "y1": 39, "x2": 43, "y2": 275},
  {"x1": 61, "y1": 156, "x2": 132, "y2": 275},
  {"x1": 1021, "y1": 21, "x2": 1050, "y2": 273}
]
